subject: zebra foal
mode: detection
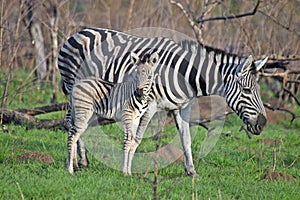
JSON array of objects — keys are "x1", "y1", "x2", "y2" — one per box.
[{"x1": 66, "y1": 52, "x2": 159, "y2": 175}]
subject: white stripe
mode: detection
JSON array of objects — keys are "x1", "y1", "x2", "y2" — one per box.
[
  {"x1": 173, "y1": 49, "x2": 188, "y2": 99},
  {"x1": 211, "y1": 53, "x2": 222, "y2": 93},
  {"x1": 196, "y1": 47, "x2": 206, "y2": 96},
  {"x1": 184, "y1": 51, "x2": 196, "y2": 97},
  {"x1": 205, "y1": 51, "x2": 215, "y2": 94}
]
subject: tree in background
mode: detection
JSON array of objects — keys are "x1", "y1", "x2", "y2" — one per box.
[{"x1": 0, "y1": 0, "x2": 299, "y2": 107}]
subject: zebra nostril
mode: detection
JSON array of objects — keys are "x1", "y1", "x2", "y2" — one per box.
[{"x1": 257, "y1": 113, "x2": 267, "y2": 128}]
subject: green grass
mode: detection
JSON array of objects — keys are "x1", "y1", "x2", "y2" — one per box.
[
  {"x1": 0, "y1": 116, "x2": 299, "y2": 199},
  {"x1": 0, "y1": 68, "x2": 299, "y2": 199}
]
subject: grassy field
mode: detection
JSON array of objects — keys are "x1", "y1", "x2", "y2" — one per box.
[{"x1": 0, "y1": 68, "x2": 299, "y2": 199}]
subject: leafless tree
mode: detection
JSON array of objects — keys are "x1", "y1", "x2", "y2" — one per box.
[
  {"x1": 169, "y1": 0, "x2": 299, "y2": 112},
  {"x1": 21, "y1": 0, "x2": 47, "y2": 81},
  {"x1": 0, "y1": 0, "x2": 299, "y2": 127}
]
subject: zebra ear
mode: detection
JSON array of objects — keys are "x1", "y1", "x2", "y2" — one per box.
[
  {"x1": 150, "y1": 52, "x2": 159, "y2": 65},
  {"x1": 237, "y1": 55, "x2": 253, "y2": 76},
  {"x1": 254, "y1": 56, "x2": 268, "y2": 72},
  {"x1": 130, "y1": 52, "x2": 140, "y2": 64}
]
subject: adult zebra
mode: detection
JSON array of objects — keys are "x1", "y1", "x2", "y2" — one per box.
[{"x1": 58, "y1": 28, "x2": 268, "y2": 176}]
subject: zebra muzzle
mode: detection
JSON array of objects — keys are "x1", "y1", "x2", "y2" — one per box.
[
  {"x1": 255, "y1": 113, "x2": 267, "y2": 134},
  {"x1": 247, "y1": 113, "x2": 267, "y2": 135}
]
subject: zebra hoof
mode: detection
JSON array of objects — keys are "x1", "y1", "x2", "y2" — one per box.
[
  {"x1": 186, "y1": 169, "x2": 199, "y2": 178},
  {"x1": 190, "y1": 172, "x2": 199, "y2": 178},
  {"x1": 78, "y1": 158, "x2": 89, "y2": 169},
  {"x1": 73, "y1": 162, "x2": 80, "y2": 172},
  {"x1": 122, "y1": 170, "x2": 132, "y2": 176},
  {"x1": 66, "y1": 166, "x2": 74, "y2": 175}
]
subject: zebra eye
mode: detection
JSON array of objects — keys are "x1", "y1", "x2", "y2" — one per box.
[{"x1": 243, "y1": 88, "x2": 252, "y2": 94}]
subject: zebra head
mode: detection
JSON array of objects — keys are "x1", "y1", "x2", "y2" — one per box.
[
  {"x1": 130, "y1": 52, "x2": 159, "y2": 98},
  {"x1": 224, "y1": 55, "x2": 268, "y2": 135}
]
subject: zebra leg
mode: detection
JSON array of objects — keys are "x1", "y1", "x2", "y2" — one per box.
[
  {"x1": 77, "y1": 137, "x2": 89, "y2": 168},
  {"x1": 65, "y1": 103, "x2": 72, "y2": 131},
  {"x1": 121, "y1": 112, "x2": 137, "y2": 176},
  {"x1": 122, "y1": 129, "x2": 134, "y2": 175},
  {"x1": 67, "y1": 104, "x2": 93, "y2": 174},
  {"x1": 122, "y1": 122, "x2": 133, "y2": 176},
  {"x1": 67, "y1": 98, "x2": 89, "y2": 169},
  {"x1": 127, "y1": 104, "x2": 158, "y2": 174},
  {"x1": 66, "y1": 100, "x2": 78, "y2": 174},
  {"x1": 66, "y1": 127, "x2": 80, "y2": 174},
  {"x1": 173, "y1": 103, "x2": 198, "y2": 177}
]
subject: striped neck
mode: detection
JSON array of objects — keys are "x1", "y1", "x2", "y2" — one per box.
[{"x1": 180, "y1": 40, "x2": 244, "y2": 97}]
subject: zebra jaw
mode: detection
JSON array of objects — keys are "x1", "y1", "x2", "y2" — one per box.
[
  {"x1": 240, "y1": 119, "x2": 263, "y2": 139},
  {"x1": 239, "y1": 123, "x2": 254, "y2": 139}
]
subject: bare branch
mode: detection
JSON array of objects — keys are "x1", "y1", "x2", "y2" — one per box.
[
  {"x1": 196, "y1": 0, "x2": 260, "y2": 23},
  {"x1": 258, "y1": 10, "x2": 297, "y2": 34},
  {"x1": 282, "y1": 86, "x2": 300, "y2": 106},
  {"x1": 261, "y1": 70, "x2": 300, "y2": 106},
  {"x1": 169, "y1": 0, "x2": 203, "y2": 43},
  {"x1": 267, "y1": 55, "x2": 300, "y2": 62},
  {"x1": 239, "y1": 124, "x2": 252, "y2": 139},
  {"x1": 197, "y1": 0, "x2": 221, "y2": 28},
  {"x1": 287, "y1": 156, "x2": 298, "y2": 168},
  {"x1": 264, "y1": 103, "x2": 300, "y2": 123},
  {"x1": 272, "y1": 141, "x2": 277, "y2": 172}
]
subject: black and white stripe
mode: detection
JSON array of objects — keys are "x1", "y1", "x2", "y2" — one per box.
[
  {"x1": 59, "y1": 28, "x2": 268, "y2": 176},
  {"x1": 66, "y1": 52, "x2": 158, "y2": 174}
]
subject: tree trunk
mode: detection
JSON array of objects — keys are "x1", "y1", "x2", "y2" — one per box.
[
  {"x1": 49, "y1": 0, "x2": 59, "y2": 102},
  {"x1": 0, "y1": 108, "x2": 64, "y2": 129},
  {"x1": 21, "y1": 0, "x2": 47, "y2": 81}
]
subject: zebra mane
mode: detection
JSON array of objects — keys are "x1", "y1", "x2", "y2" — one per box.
[{"x1": 179, "y1": 39, "x2": 243, "y2": 59}]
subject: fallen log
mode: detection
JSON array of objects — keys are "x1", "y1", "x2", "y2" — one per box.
[
  {"x1": 16, "y1": 102, "x2": 68, "y2": 116},
  {"x1": 0, "y1": 108, "x2": 65, "y2": 129},
  {"x1": 0, "y1": 108, "x2": 116, "y2": 130}
]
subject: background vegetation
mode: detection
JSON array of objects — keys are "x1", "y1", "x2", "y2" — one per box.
[{"x1": 0, "y1": 0, "x2": 299, "y2": 199}]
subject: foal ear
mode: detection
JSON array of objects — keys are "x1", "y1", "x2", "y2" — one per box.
[
  {"x1": 254, "y1": 56, "x2": 268, "y2": 72},
  {"x1": 150, "y1": 52, "x2": 159, "y2": 65},
  {"x1": 130, "y1": 52, "x2": 140, "y2": 64}
]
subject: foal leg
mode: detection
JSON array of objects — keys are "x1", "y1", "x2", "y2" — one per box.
[
  {"x1": 77, "y1": 137, "x2": 89, "y2": 168},
  {"x1": 66, "y1": 104, "x2": 93, "y2": 174},
  {"x1": 127, "y1": 104, "x2": 157, "y2": 174}
]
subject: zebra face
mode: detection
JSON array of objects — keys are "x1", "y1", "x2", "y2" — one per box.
[
  {"x1": 130, "y1": 52, "x2": 159, "y2": 97},
  {"x1": 225, "y1": 55, "x2": 268, "y2": 135}
]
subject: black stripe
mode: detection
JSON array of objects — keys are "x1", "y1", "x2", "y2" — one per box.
[
  {"x1": 68, "y1": 36, "x2": 85, "y2": 63},
  {"x1": 81, "y1": 30, "x2": 103, "y2": 72},
  {"x1": 58, "y1": 49, "x2": 80, "y2": 70},
  {"x1": 178, "y1": 51, "x2": 192, "y2": 96},
  {"x1": 168, "y1": 52, "x2": 183, "y2": 99},
  {"x1": 162, "y1": 84, "x2": 178, "y2": 105},
  {"x1": 188, "y1": 67, "x2": 198, "y2": 95}
]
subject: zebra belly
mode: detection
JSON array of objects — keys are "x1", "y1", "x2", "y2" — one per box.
[{"x1": 155, "y1": 95, "x2": 193, "y2": 111}]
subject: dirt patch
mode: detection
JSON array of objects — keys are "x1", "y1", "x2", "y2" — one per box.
[
  {"x1": 162, "y1": 96, "x2": 228, "y2": 126},
  {"x1": 263, "y1": 171, "x2": 296, "y2": 182},
  {"x1": 236, "y1": 146, "x2": 257, "y2": 154},
  {"x1": 257, "y1": 138, "x2": 283, "y2": 146},
  {"x1": 266, "y1": 109, "x2": 289, "y2": 124},
  {"x1": 148, "y1": 143, "x2": 184, "y2": 163},
  {"x1": 16, "y1": 150, "x2": 54, "y2": 164},
  {"x1": 190, "y1": 96, "x2": 227, "y2": 121}
]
